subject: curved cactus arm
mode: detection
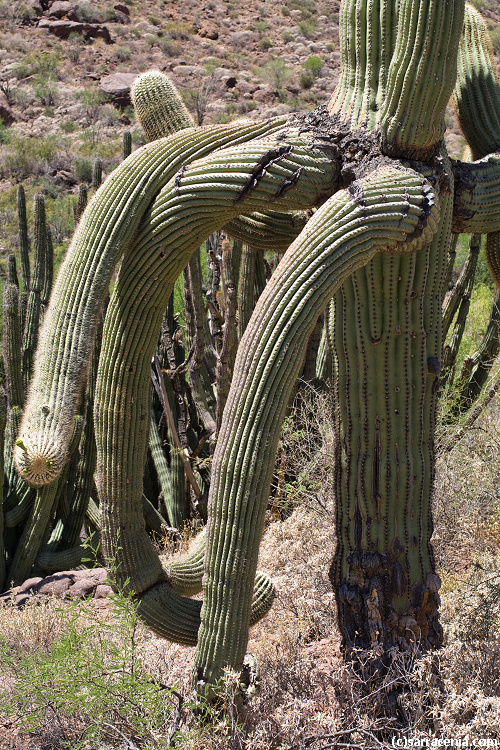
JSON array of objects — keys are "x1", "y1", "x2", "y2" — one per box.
[
  {"x1": 453, "y1": 4, "x2": 500, "y2": 162},
  {"x1": 14, "y1": 118, "x2": 288, "y2": 488},
  {"x1": 36, "y1": 545, "x2": 86, "y2": 573},
  {"x1": 379, "y1": 0, "x2": 463, "y2": 159},
  {"x1": 193, "y1": 165, "x2": 440, "y2": 687},
  {"x1": 452, "y1": 155, "x2": 500, "y2": 234},
  {"x1": 165, "y1": 529, "x2": 206, "y2": 597},
  {"x1": 137, "y1": 571, "x2": 275, "y2": 647},
  {"x1": 225, "y1": 210, "x2": 310, "y2": 252},
  {"x1": 96, "y1": 136, "x2": 340, "y2": 594}
]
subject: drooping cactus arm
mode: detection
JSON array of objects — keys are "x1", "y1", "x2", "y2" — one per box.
[
  {"x1": 224, "y1": 210, "x2": 310, "y2": 252},
  {"x1": 194, "y1": 165, "x2": 440, "y2": 686},
  {"x1": 453, "y1": 4, "x2": 500, "y2": 161},
  {"x1": 96, "y1": 136, "x2": 340, "y2": 595},
  {"x1": 452, "y1": 155, "x2": 500, "y2": 233},
  {"x1": 14, "y1": 118, "x2": 288, "y2": 488},
  {"x1": 453, "y1": 3, "x2": 500, "y2": 294}
]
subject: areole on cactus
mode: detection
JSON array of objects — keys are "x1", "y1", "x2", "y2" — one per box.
[{"x1": 13, "y1": 0, "x2": 500, "y2": 692}]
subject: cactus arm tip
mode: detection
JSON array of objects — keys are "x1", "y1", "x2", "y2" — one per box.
[{"x1": 13, "y1": 431, "x2": 66, "y2": 488}]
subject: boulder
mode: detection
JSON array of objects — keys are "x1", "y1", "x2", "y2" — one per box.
[
  {"x1": 37, "y1": 573, "x2": 75, "y2": 595},
  {"x1": 99, "y1": 72, "x2": 138, "y2": 107},
  {"x1": 113, "y1": 2, "x2": 130, "y2": 23},
  {"x1": 27, "y1": 0, "x2": 44, "y2": 17},
  {"x1": 114, "y1": 9, "x2": 130, "y2": 24},
  {"x1": 37, "y1": 18, "x2": 112, "y2": 43},
  {"x1": 253, "y1": 86, "x2": 278, "y2": 104},
  {"x1": 198, "y1": 25, "x2": 218, "y2": 40},
  {"x1": 48, "y1": 1, "x2": 74, "y2": 18}
]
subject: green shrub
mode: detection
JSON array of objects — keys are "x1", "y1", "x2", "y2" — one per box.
[
  {"x1": 282, "y1": 30, "x2": 294, "y2": 43},
  {"x1": 0, "y1": 594, "x2": 182, "y2": 749},
  {"x1": 165, "y1": 20, "x2": 192, "y2": 40},
  {"x1": 259, "y1": 37, "x2": 273, "y2": 51},
  {"x1": 34, "y1": 75, "x2": 57, "y2": 107},
  {"x1": 0, "y1": 134, "x2": 62, "y2": 179},
  {"x1": 303, "y1": 54, "x2": 324, "y2": 77},
  {"x1": 60, "y1": 120, "x2": 78, "y2": 134},
  {"x1": 299, "y1": 70, "x2": 314, "y2": 89},
  {"x1": 113, "y1": 44, "x2": 131, "y2": 62},
  {"x1": 288, "y1": 0, "x2": 317, "y2": 14},
  {"x1": 76, "y1": 87, "x2": 108, "y2": 122},
  {"x1": 0, "y1": 117, "x2": 11, "y2": 145},
  {"x1": 281, "y1": 5, "x2": 290, "y2": 15},
  {"x1": 262, "y1": 57, "x2": 293, "y2": 91},
  {"x1": 298, "y1": 18, "x2": 318, "y2": 38},
  {"x1": 74, "y1": 1, "x2": 102, "y2": 23},
  {"x1": 253, "y1": 20, "x2": 269, "y2": 32},
  {"x1": 159, "y1": 37, "x2": 182, "y2": 56},
  {"x1": 13, "y1": 50, "x2": 62, "y2": 80},
  {"x1": 73, "y1": 157, "x2": 93, "y2": 183}
]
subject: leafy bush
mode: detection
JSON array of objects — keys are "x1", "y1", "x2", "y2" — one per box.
[
  {"x1": 0, "y1": 593, "x2": 183, "y2": 749},
  {"x1": 303, "y1": 54, "x2": 324, "y2": 77},
  {"x1": 61, "y1": 120, "x2": 78, "y2": 134},
  {"x1": 33, "y1": 74, "x2": 57, "y2": 107},
  {"x1": 262, "y1": 57, "x2": 293, "y2": 91},
  {"x1": 259, "y1": 37, "x2": 273, "y2": 51},
  {"x1": 13, "y1": 50, "x2": 62, "y2": 80},
  {"x1": 0, "y1": 117, "x2": 11, "y2": 145},
  {"x1": 73, "y1": 157, "x2": 93, "y2": 183},
  {"x1": 0, "y1": 134, "x2": 65, "y2": 179},
  {"x1": 299, "y1": 70, "x2": 314, "y2": 89},
  {"x1": 165, "y1": 20, "x2": 192, "y2": 40},
  {"x1": 74, "y1": 1, "x2": 102, "y2": 23},
  {"x1": 298, "y1": 18, "x2": 318, "y2": 38}
]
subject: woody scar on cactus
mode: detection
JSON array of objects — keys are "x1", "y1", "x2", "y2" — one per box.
[{"x1": 12, "y1": 0, "x2": 500, "y2": 694}]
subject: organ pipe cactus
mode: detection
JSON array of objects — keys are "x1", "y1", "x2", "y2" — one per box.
[{"x1": 14, "y1": 0, "x2": 500, "y2": 693}]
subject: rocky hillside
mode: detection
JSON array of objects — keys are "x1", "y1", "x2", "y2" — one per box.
[{"x1": 0, "y1": 0, "x2": 499, "y2": 256}]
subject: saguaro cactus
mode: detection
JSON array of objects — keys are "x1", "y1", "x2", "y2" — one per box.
[{"x1": 15, "y1": 0, "x2": 500, "y2": 693}]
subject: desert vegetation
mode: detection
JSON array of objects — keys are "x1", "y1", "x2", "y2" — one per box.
[{"x1": 1, "y1": 0, "x2": 500, "y2": 748}]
